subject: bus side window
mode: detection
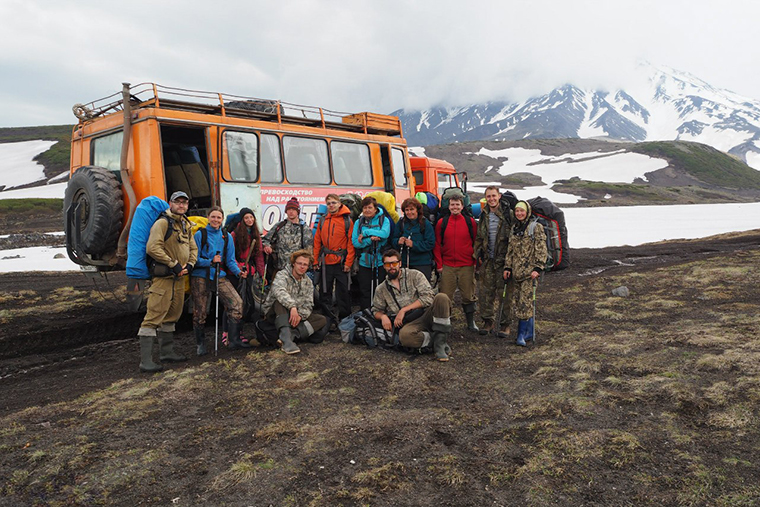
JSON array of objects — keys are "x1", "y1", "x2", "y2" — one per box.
[
  {"x1": 391, "y1": 147, "x2": 408, "y2": 188},
  {"x1": 332, "y1": 141, "x2": 371, "y2": 186},
  {"x1": 284, "y1": 137, "x2": 330, "y2": 184},
  {"x1": 224, "y1": 131, "x2": 258, "y2": 182},
  {"x1": 261, "y1": 133, "x2": 283, "y2": 183}
]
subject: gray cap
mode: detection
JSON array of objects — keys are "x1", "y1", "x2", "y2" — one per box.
[{"x1": 169, "y1": 191, "x2": 189, "y2": 202}]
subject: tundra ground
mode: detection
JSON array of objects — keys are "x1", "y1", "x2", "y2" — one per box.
[{"x1": 1, "y1": 231, "x2": 759, "y2": 506}]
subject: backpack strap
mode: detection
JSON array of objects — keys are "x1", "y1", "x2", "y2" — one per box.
[{"x1": 440, "y1": 214, "x2": 475, "y2": 247}]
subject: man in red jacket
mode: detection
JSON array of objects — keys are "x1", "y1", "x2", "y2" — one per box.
[
  {"x1": 434, "y1": 195, "x2": 479, "y2": 332},
  {"x1": 313, "y1": 193, "x2": 356, "y2": 320}
]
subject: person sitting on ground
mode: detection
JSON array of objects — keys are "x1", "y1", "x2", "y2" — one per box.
[
  {"x1": 262, "y1": 197, "x2": 313, "y2": 273},
  {"x1": 136, "y1": 191, "x2": 198, "y2": 373},
  {"x1": 372, "y1": 249, "x2": 453, "y2": 361},
  {"x1": 433, "y1": 194, "x2": 479, "y2": 332},
  {"x1": 503, "y1": 200, "x2": 547, "y2": 347},
  {"x1": 392, "y1": 197, "x2": 436, "y2": 281},
  {"x1": 473, "y1": 186, "x2": 514, "y2": 337},
  {"x1": 191, "y1": 206, "x2": 249, "y2": 355},
  {"x1": 261, "y1": 249, "x2": 330, "y2": 355},
  {"x1": 352, "y1": 196, "x2": 391, "y2": 310},
  {"x1": 313, "y1": 193, "x2": 355, "y2": 321}
]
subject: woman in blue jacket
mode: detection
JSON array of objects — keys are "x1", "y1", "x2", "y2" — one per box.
[
  {"x1": 191, "y1": 206, "x2": 249, "y2": 354},
  {"x1": 392, "y1": 197, "x2": 436, "y2": 281},
  {"x1": 351, "y1": 196, "x2": 391, "y2": 310}
]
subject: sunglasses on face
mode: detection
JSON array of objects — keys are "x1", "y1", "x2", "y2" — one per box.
[{"x1": 383, "y1": 261, "x2": 400, "y2": 268}]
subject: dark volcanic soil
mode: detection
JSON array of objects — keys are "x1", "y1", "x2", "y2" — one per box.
[{"x1": 1, "y1": 230, "x2": 759, "y2": 506}]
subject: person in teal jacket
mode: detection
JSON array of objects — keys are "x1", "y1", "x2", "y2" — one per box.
[
  {"x1": 392, "y1": 197, "x2": 435, "y2": 281},
  {"x1": 351, "y1": 195, "x2": 391, "y2": 310},
  {"x1": 191, "y1": 206, "x2": 249, "y2": 354}
]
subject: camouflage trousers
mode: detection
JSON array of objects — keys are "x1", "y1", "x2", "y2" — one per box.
[
  {"x1": 478, "y1": 258, "x2": 513, "y2": 326},
  {"x1": 191, "y1": 276, "x2": 243, "y2": 327},
  {"x1": 512, "y1": 278, "x2": 538, "y2": 320}
]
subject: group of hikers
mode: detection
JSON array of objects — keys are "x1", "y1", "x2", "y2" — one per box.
[{"x1": 136, "y1": 186, "x2": 548, "y2": 372}]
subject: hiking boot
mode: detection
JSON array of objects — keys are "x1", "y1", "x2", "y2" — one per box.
[
  {"x1": 194, "y1": 326, "x2": 207, "y2": 356},
  {"x1": 479, "y1": 319, "x2": 493, "y2": 336},
  {"x1": 158, "y1": 331, "x2": 187, "y2": 362},
  {"x1": 277, "y1": 327, "x2": 301, "y2": 355},
  {"x1": 226, "y1": 319, "x2": 251, "y2": 350},
  {"x1": 496, "y1": 324, "x2": 510, "y2": 339},
  {"x1": 139, "y1": 336, "x2": 163, "y2": 373},
  {"x1": 463, "y1": 303, "x2": 479, "y2": 333}
]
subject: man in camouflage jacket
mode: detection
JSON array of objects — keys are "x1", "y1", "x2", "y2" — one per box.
[
  {"x1": 473, "y1": 186, "x2": 514, "y2": 337},
  {"x1": 263, "y1": 249, "x2": 327, "y2": 354},
  {"x1": 263, "y1": 197, "x2": 313, "y2": 272}
]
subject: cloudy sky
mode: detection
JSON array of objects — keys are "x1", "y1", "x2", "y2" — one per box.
[{"x1": 1, "y1": 0, "x2": 759, "y2": 127}]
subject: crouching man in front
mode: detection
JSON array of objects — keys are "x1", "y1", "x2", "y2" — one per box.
[
  {"x1": 261, "y1": 249, "x2": 329, "y2": 354},
  {"x1": 372, "y1": 249, "x2": 453, "y2": 361}
]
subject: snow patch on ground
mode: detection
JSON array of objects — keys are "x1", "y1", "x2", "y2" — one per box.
[
  {"x1": 0, "y1": 182, "x2": 67, "y2": 200},
  {"x1": 0, "y1": 246, "x2": 80, "y2": 273},
  {"x1": 566, "y1": 202, "x2": 760, "y2": 248},
  {"x1": 0, "y1": 140, "x2": 57, "y2": 189}
]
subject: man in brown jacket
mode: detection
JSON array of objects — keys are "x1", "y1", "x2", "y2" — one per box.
[{"x1": 137, "y1": 191, "x2": 198, "y2": 372}]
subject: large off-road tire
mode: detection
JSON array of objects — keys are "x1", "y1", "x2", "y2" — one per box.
[{"x1": 64, "y1": 166, "x2": 123, "y2": 256}]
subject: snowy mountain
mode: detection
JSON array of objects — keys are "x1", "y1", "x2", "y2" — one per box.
[{"x1": 394, "y1": 63, "x2": 760, "y2": 169}]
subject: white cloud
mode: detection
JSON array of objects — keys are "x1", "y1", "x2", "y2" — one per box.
[{"x1": 2, "y1": 0, "x2": 760, "y2": 126}]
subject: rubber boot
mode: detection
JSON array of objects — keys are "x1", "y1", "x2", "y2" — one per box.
[
  {"x1": 479, "y1": 319, "x2": 493, "y2": 336},
  {"x1": 275, "y1": 314, "x2": 300, "y2": 354},
  {"x1": 525, "y1": 317, "x2": 535, "y2": 343},
  {"x1": 158, "y1": 331, "x2": 187, "y2": 362},
  {"x1": 309, "y1": 318, "x2": 331, "y2": 344},
  {"x1": 463, "y1": 303, "x2": 479, "y2": 333},
  {"x1": 139, "y1": 336, "x2": 163, "y2": 373},
  {"x1": 431, "y1": 321, "x2": 453, "y2": 362},
  {"x1": 226, "y1": 318, "x2": 251, "y2": 350},
  {"x1": 194, "y1": 326, "x2": 207, "y2": 356},
  {"x1": 515, "y1": 319, "x2": 529, "y2": 347}
]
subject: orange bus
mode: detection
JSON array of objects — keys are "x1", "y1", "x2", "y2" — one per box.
[{"x1": 64, "y1": 83, "x2": 415, "y2": 271}]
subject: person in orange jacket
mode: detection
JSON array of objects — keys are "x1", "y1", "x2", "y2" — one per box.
[{"x1": 313, "y1": 193, "x2": 356, "y2": 320}]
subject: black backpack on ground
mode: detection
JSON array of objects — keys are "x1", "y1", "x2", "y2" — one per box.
[{"x1": 527, "y1": 196, "x2": 570, "y2": 271}]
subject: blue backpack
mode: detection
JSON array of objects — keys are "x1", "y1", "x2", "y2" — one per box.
[{"x1": 126, "y1": 196, "x2": 170, "y2": 280}]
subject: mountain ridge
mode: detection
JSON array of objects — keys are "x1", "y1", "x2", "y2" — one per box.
[{"x1": 393, "y1": 63, "x2": 760, "y2": 170}]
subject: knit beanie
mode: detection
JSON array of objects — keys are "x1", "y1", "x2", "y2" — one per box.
[
  {"x1": 285, "y1": 197, "x2": 300, "y2": 212},
  {"x1": 239, "y1": 207, "x2": 254, "y2": 219}
]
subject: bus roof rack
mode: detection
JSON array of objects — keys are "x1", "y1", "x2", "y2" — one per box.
[{"x1": 72, "y1": 83, "x2": 403, "y2": 137}]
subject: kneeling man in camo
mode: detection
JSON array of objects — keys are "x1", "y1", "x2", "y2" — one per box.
[
  {"x1": 262, "y1": 249, "x2": 329, "y2": 354},
  {"x1": 371, "y1": 249, "x2": 453, "y2": 361}
]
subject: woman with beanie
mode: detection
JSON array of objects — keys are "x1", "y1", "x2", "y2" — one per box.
[{"x1": 503, "y1": 200, "x2": 548, "y2": 346}]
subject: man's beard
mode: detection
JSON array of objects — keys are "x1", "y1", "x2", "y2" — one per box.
[{"x1": 387, "y1": 269, "x2": 400, "y2": 280}]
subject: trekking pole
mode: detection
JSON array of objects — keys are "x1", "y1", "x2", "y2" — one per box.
[
  {"x1": 370, "y1": 241, "x2": 377, "y2": 306},
  {"x1": 532, "y1": 277, "x2": 537, "y2": 344},
  {"x1": 496, "y1": 280, "x2": 507, "y2": 337},
  {"x1": 214, "y1": 251, "x2": 220, "y2": 356}
]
